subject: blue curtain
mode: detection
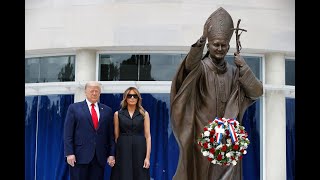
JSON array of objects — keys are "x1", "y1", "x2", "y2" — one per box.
[
  {"x1": 25, "y1": 96, "x2": 39, "y2": 180},
  {"x1": 242, "y1": 100, "x2": 260, "y2": 180},
  {"x1": 286, "y1": 98, "x2": 295, "y2": 180},
  {"x1": 25, "y1": 93, "x2": 260, "y2": 180},
  {"x1": 25, "y1": 95, "x2": 74, "y2": 180}
]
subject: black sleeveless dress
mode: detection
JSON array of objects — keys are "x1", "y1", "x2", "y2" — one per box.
[{"x1": 110, "y1": 108, "x2": 150, "y2": 180}]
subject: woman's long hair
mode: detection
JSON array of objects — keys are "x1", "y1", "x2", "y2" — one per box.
[{"x1": 120, "y1": 87, "x2": 145, "y2": 117}]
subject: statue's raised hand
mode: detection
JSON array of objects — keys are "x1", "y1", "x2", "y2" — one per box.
[
  {"x1": 202, "y1": 17, "x2": 211, "y2": 39},
  {"x1": 197, "y1": 17, "x2": 211, "y2": 46}
]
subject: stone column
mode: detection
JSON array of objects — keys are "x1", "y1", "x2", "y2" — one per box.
[
  {"x1": 74, "y1": 49, "x2": 97, "y2": 102},
  {"x1": 264, "y1": 52, "x2": 286, "y2": 180}
]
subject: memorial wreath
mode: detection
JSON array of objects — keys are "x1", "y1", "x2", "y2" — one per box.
[{"x1": 197, "y1": 117, "x2": 250, "y2": 166}]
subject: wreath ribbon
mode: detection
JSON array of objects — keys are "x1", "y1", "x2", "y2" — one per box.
[{"x1": 214, "y1": 117, "x2": 238, "y2": 144}]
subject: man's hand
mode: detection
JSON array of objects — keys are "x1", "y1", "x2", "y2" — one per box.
[
  {"x1": 234, "y1": 52, "x2": 246, "y2": 67},
  {"x1": 67, "y1": 155, "x2": 76, "y2": 167},
  {"x1": 107, "y1": 156, "x2": 115, "y2": 167}
]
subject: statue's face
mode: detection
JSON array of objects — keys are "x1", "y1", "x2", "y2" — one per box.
[{"x1": 207, "y1": 39, "x2": 230, "y2": 61}]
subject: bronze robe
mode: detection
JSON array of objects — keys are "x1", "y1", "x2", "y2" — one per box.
[{"x1": 170, "y1": 43, "x2": 263, "y2": 180}]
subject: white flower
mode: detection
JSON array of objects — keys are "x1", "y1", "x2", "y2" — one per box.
[
  {"x1": 202, "y1": 151, "x2": 209, "y2": 157},
  {"x1": 209, "y1": 153, "x2": 214, "y2": 158},
  {"x1": 212, "y1": 159, "x2": 217, "y2": 164},
  {"x1": 243, "y1": 150, "x2": 247, "y2": 154},
  {"x1": 232, "y1": 160, "x2": 237, "y2": 165},
  {"x1": 207, "y1": 143, "x2": 211, "y2": 149},
  {"x1": 204, "y1": 131, "x2": 210, "y2": 137},
  {"x1": 226, "y1": 152, "x2": 231, "y2": 158},
  {"x1": 226, "y1": 139, "x2": 232, "y2": 144},
  {"x1": 216, "y1": 144, "x2": 222, "y2": 149}
]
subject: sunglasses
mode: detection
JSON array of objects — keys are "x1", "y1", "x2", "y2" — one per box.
[{"x1": 127, "y1": 94, "x2": 139, "y2": 99}]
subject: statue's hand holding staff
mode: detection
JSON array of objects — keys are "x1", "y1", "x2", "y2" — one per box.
[{"x1": 234, "y1": 52, "x2": 246, "y2": 67}]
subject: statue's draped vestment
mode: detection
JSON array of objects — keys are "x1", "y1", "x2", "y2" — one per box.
[{"x1": 170, "y1": 44, "x2": 263, "y2": 180}]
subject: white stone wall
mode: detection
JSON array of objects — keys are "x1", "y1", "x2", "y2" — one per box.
[{"x1": 25, "y1": 0, "x2": 294, "y2": 56}]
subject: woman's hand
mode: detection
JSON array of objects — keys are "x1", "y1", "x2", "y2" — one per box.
[{"x1": 143, "y1": 158, "x2": 150, "y2": 169}]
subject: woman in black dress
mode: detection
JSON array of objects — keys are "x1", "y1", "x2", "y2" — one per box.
[{"x1": 110, "y1": 87, "x2": 151, "y2": 180}]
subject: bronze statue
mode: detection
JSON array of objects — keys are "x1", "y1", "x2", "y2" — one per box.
[{"x1": 170, "y1": 7, "x2": 263, "y2": 180}]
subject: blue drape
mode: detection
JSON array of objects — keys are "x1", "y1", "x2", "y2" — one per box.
[
  {"x1": 25, "y1": 95, "x2": 74, "y2": 180},
  {"x1": 25, "y1": 96, "x2": 39, "y2": 180},
  {"x1": 286, "y1": 98, "x2": 295, "y2": 180},
  {"x1": 25, "y1": 93, "x2": 260, "y2": 180},
  {"x1": 242, "y1": 100, "x2": 260, "y2": 180}
]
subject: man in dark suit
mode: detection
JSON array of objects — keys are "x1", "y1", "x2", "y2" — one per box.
[{"x1": 64, "y1": 81, "x2": 115, "y2": 180}]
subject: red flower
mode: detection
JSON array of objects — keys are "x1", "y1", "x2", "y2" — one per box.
[
  {"x1": 210, "y1": 148, "x2": 215, "y2": 154},
  {"x1": 217, "y1": 154, "x2": 223, "y2": 160},
  {"x1": 203, "y1": 142, "x2": 208, "y2": 149},
  {"x1": 204, "y1": 127, "x2": 208, "y2": 131},
  {"x1": 210, "y1": 137, "x2": 214, "y2": 143},
  {"x1": 233, "y1": 145, "x2": 239, "y2": 150},
  {"x1": 210, "y1": 130, "x2": 215, "y2": 135},
  {"x1": 208, "y1": 157, "x2": 213, "y2": 161},
  {"x1": 221, "y1": 145, "x2": 227, "y2": 151}
]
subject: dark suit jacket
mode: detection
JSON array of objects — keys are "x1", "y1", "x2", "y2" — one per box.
[{"x1": 64, "y1": 100, "x2": 115, "y2": 167}]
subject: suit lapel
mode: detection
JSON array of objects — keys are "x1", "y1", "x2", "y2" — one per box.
[
  {"x1": 97, "y1": 103, "x2": 105, "y2": 129},
  {"x1": 81, "y1": 100, "x2": 95, "y2": 130}
]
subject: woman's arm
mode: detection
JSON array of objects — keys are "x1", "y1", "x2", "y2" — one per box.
[{"x1": 143, "y1": 111, "x2": 151, "y2": 169}]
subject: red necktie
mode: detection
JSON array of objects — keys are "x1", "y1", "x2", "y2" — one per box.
[{"x1": 91, "y1": 103, "x2": 98, "y2": 129}]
